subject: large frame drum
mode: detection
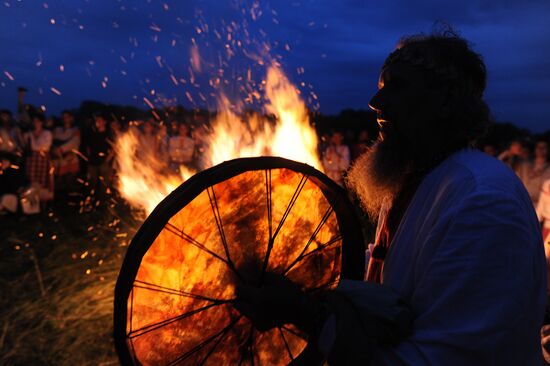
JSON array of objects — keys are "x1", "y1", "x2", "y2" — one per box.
[{"x1": 114, "y1": 157, "x2": 365, "y2": 365}]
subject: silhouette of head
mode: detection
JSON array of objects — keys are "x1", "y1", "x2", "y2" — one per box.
[{"x1": 348, "y1": 28, "x2": 491, "y2": 219}]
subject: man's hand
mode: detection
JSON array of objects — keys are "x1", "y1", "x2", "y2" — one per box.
[{"x1": 234, "y1": 273, "x2": 322, "y2": 333}]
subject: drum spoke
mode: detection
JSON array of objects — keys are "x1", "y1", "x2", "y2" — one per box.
[
  {"x1": 266, "y1": 169, "x2": 273, "y2": 240},
  {"x1": 283, "y1": 205, "x2": 335, "y2": 275},
  {"x1": 207, "y1": 187, "x2": 243, "y2": 281},
  {"x1": 281, "y1": 325, "x2": 308, "y2": 341},
  {"x1": 278, "y1": 326, "x2": 295, "y2": 361},
  {"x1": 260, "y1": 170, "x2": 274, "y2": 284},
  {"x1": 197, "y1": 316, "x2": 242, "y2": 366},
  {"x1": 238, "y1": 324, "x2": 255, "y2": 366},
  {"x1": 271, "y1": 174, "x2": 308, "y2": 241},
  {"x1": 127, "y1": 302, "x2": 225, "y2": 339},
  {"x1": 134, "y1": 280, "x2": 233, "y2": 303},
  {"x1": 165, "y1": 222, "x2": 230, "y2": 266},
  {"x1": 294, "y1": 234, "x2": 342, "y2": 264},
  {"x1": 166, "y1": 315, "x2": 243, "y2": 366}
]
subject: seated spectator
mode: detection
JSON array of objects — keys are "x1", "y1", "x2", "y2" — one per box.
[
  {"x1": 168, "y1": 122, "x2": 194, "y2": 172},
  {"x1": 322, "y1": 131, "x2": 350, "y2": 185},
  {"x1": 0, "y1": 109, "x2": 21, "y2": 156},
  {"x1": 52, "y1": 110, "x2": 81, "y2": 196},
  {"x1": 0, "y1": 154, "x2": 28, "y2": 214},
  {"x1": 517, "y1": 138, "x2": 550, "y2": 207},
  {"x1": 23, "y1": 114, "x2": 54, "y2": 205}
]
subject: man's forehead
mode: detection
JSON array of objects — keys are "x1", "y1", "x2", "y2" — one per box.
[{"x1": 381, "y1": 62, "x2": 425, "y2": 79}]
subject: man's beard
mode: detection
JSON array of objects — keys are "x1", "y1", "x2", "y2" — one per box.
[{"x1": 346, "y1": 131, "x2": 412, "y2": 221}]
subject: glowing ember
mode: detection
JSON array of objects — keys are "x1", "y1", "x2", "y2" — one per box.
[{"x1": 114, "y1": 64, "x2": 322, "y2": 214}]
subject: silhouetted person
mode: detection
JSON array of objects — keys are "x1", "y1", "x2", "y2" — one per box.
[
  {"x1": 517, "y1": 138, "x2": 550, "y2": 208},
  {"x1": 84, "y1": 114, "x2": 113, "y2": 205},
  {"x1": 168, "y1": 122, "x2": 194, "y2": 173},
  {"x1": 236, "y1": 29, "x2": 545, "y2": 365}
]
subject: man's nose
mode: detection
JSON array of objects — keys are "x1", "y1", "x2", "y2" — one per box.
[{"x1": 368, "y1": 90, "x2": 384, "y2": 113}]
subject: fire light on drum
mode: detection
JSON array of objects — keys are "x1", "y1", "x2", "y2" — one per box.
[{"x1": 114, "y1": 157, "x2": 365, "y2": 365}]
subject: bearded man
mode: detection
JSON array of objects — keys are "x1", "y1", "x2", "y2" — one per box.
[{"x1": 236, "y1": 30, "x2": 546, "y2": 365}]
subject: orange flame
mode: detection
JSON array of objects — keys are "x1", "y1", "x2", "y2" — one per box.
[
  {"x1": 114, "y1": 127, "x2": 195, "y2": 215},
  {"x1": 114, "y1": 64, "x2": 321, "y2": 214}
]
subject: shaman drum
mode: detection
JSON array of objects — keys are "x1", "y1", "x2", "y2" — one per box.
[{"x1": 114, "y1": 157, "x2": 365, "y2": 365}]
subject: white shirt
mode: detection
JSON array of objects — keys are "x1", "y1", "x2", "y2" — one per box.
[
  {"x1": 25, "y1": 129, "x2": 52, "y2": 153},
  {"x1": 369, "y1": 149, "x2": 546, "y2": 365}
]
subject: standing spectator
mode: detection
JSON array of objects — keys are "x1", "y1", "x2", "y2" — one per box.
[
  {"x1": 23, "y1": 114, "x2": 54, "y2": 205},
  {"x1": 16, "y1": 87, "x2": 32, "y2": 131},
  {"x1": 351, "y1": 130, "x2": 370, "y2": 162},
  {"x1": 498, "y1": 139, "x2": 527, "y2": 173},
  {"x1": 322, "y1": 131, "x2": 350, "y2": 185},
  {"x1": 156, "y1": 123, "x2": 170, "y2": 169},
  {"x1": 168, "y1": 122, "x2": 194, "y2": 172},
  {"x1": 169, "y1": 119, "x2": 179, "y2": 136},
  {"x1": 45, "y1": 116, "x2": 56, "y2": 131},
  {"x1": 107, "y1": 118, "x2": 124, "y2": 196},
  {"x1": 538, "y1": 179, "x2": 550, "y2": 243},
  {"x1": 85, "y1": 114, "x2": 113, "y2": 204},
  {"x1": 517, "y1": 139, "x2": 550, "y2": 207},
  {"x1": 109, "y1": 119, "x2": 123, "y2": 140},
  {"x1": 52, "y1": 110, "x2": 81, "y2": 196},
  {"x1": 192, "y1": 124, "x2": 209, "y2": 170},
  {"x1": 138, "y1": 119, "x2": 158, "y2": 164},
  {"x1": 482, "y1": 143, "x2": 497, "y2": 157}
]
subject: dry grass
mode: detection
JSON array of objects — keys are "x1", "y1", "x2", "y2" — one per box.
[{"x1": 0, "y1": 206, "x2": 139, "y2": 365}]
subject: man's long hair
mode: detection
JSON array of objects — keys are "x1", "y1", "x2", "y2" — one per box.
[{"x1": 388, "y1": 26, "x2": 492, "y2": 155}]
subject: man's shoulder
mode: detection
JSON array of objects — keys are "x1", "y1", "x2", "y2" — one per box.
[{"x1": 436, "y1": 149, "x2": 523, "y2": 193}]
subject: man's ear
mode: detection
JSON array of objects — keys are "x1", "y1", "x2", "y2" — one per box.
[{"x1": 437, "y1": 85, "x2": 458, "y2": 119}]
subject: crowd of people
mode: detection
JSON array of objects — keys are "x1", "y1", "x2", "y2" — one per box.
[
  {"x1": 1, "y1": 92, "x2": 549, "y2": 234},
  {"x1": 0, "y1": 106, "x2": 202, "y2": 214}
]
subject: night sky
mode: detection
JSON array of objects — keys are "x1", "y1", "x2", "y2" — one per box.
[{"x1": 1, "y1": 0, "x2": 549, "y2": 132}]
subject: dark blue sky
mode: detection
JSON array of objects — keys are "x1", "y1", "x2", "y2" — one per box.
[{"x1": 1, "y1": 0, "x2": 549, "y2": 132}]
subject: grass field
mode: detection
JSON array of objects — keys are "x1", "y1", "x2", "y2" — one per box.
[{"x1": 0, "y1": 203, "x2": 141, "y2": 365}]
